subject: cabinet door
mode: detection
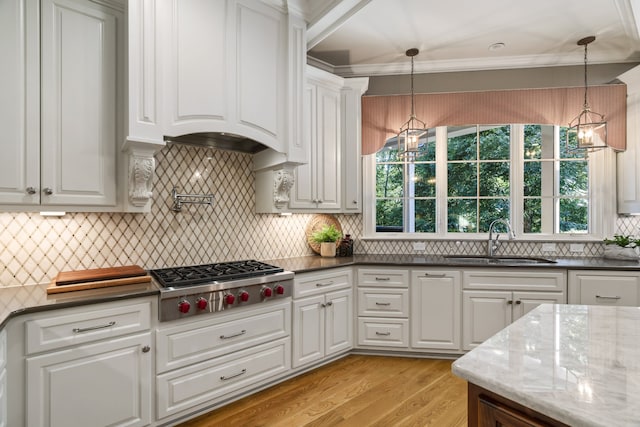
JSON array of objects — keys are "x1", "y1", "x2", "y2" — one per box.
[
  {"x1": 462, "y1": 290, "x2": 512, "y2": 350},
  {"x1": 512, "y1": 292, "x2": 565, "y2": 321},
  {"x1": 314, "y1": 85, "x2": 341, "y2": 210},
  {"x1": 411, "y1": 271, "x2": 461, "y2": 350},
  {"x1": 325, "y1": 288, "x2": 353, "y2": 357},
  {"x1": 0, "y1": 0, "x2": 39, "y2": 204},
  {"x1": 292, "y1": 295, "x2": 324, "y2": 368},
  {"x1": 40, "y1": 0, "x2": 118, "y2": 206},
  {"x1": 289, "y1": 83, "x2": 316, "y2": 209},
  {"x1": 26, "y1": 333, "x2": 151, "y2": 427}
]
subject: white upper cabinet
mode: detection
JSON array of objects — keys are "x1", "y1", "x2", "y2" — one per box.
[
  {"x1": 0, "y1": 0, "x2": 121, "y2": 209},
  {"x1": 617, "y1": 65, "x2": 640, "y2": 214},
  {"x1": 160, "y1": 0, "x2": 286, "y2": 152},
  {"x1": 290, "y1": 67, "x2": 343, "y2": 210},
  {"x1": 285, "y1": 66, "x2": 369, "y2": 213}
]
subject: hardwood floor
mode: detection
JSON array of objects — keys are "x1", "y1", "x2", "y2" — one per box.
[{"x1": 177, "y1": 355, "x2": 468, "y2": 427}]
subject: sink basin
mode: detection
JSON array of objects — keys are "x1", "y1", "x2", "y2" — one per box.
[{"x1": 444, "y1": 255, "x2": 557, "y2": 264}]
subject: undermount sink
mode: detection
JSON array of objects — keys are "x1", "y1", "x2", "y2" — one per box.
[{"x1": 444, "y1": 255, "x2": 557, "y2": 264}]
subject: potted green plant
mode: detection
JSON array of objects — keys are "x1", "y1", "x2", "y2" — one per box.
[
  {"x1": 311, "y1": 224, "x2": 342, "y2": 257},
  {"x1": 603, "y1": 235, "x2": 640, "y2": 260}
]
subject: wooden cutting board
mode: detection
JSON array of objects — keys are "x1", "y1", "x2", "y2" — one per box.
[
  {"x1": 54, "y1": 265, "x2": 147, "y2": 285},
  {"x1": 47, "y1": 265, "x2": 151, "y2": 294}
]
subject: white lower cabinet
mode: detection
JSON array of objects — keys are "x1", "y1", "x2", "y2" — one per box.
[
  {"x1": 411, "y1": 270, "x2": 461, "y2": 351},
  {"x1": 461, "y1": 269, "x2": 566, "y2": 350},
  {"x1": 156, "y1": 338, "x2": 290, "y2": 419},
  {"x1": 20, "y1": 299, "x2": 154, "y2": 427},
  {"x1": 568, "y1": 270, "x2": 640, "y2": 306},
  {"x1": 292, "y1": 288, "x2": 352, "y2": 368},
  {"x1": 155, "y1": 300, "x2": 292, "y2": 422},
  {"x1": 26, "y1": 333, "x2": 152, "y2": 427},
  {"x1": 356, "y1": 268, "x2": 410, "y2": 349},
  {"x1": 292, "y1": 268, "x2": 353, "y2": 368}
]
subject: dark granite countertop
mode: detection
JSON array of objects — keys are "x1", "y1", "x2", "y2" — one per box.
[
  {"x1": 265, "y1": 254, "x2": 640, "y2": 273},
  {"x1": 1, "y1": 254, "x2": 638, "y2": 331}
]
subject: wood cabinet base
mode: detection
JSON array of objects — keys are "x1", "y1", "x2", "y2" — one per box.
[{"x1": 467, "y1": 383, "x2": 569, "y2": 427}]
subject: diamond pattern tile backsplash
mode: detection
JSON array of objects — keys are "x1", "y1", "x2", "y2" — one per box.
[{"x1": 0, "y1": 143, "x2": 638, "y2": 287}]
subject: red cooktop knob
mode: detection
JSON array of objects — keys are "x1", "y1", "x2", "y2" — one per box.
[
  {"x1": 239, "y1": 291, "x2": 250, "y2": 302},
  {"x1": 225, "y1": 293, "x2": 235, "y2": 305},
  {"x1": 177, "y1": 300, "x2": 191, "y2": 313},
  {"x1": 274, "y1": 285, "x2": 285, "y2": 295},
  {"x1": 196, "y1": 297, "x2": 208, "y2": 310},
  {"x1": 262, "y1": 287, "x2": 273, "y2": 298}
]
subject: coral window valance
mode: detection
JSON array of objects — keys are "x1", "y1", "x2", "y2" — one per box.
[{"x1": 361, "y1": 85, "x2": 627, "y2": 155}]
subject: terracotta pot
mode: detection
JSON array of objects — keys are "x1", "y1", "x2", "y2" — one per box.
[{"x1": 320, "y1": 242, "x2": 336, "y2": 257}]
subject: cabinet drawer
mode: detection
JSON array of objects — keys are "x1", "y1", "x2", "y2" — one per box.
[
  {"x1": 25, "y1": 300, "x2": 152, "y2": 354},
  {"x1": 156, "y1": 300, "x2": 291, "y2": 373},
  {"x1": 294, "y1": 268, "x2": 352, "y2": 298},
  {"x1": 357, "y1": 288, "x2": 409, "y2": 317},
  {"x1": 574, "y1": 281, "x2": 639, "y2": 306},
  {"x1": 463, "y1": 269, "x2": 566, "y2": 292},
  {"x1": 357, "y1": 268, "x2": 409, "y2": 288},
  {"x1": 357, "y1": 318, "x2": 408, "y2": 347},
  {"x1": 156, "y1": 338, "x2": 290, "y2": 419}
]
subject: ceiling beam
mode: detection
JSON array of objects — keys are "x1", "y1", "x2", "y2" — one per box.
[{"x1": 306, "y1": 0, "x2": 372, "y2": 50}]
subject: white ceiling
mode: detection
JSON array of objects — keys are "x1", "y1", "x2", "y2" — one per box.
[{"x1": 305, "y1": 0, "x2": 640, "y2": 77}]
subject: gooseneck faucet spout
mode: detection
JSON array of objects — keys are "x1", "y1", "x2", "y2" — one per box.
[{"x1": 487, "y1": 219, "x2": 515, "y2": 257}]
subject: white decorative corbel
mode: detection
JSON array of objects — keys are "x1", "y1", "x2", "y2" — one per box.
[
  {"x1": 129, "y1": 154, "x2": 155, "y2": 207},
  {"x1": 273, "y1": 169, "x2": 295, "y2": 208}
]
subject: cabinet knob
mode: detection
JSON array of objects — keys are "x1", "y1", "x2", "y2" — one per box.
[
  {"x1": 515, "y1": 300, "x2": 522, "y2": 305},
  {"x1": 142, "y1": 345, "x2": 151, "y2": 353},
  {"x1": 507, "y1": 300, "x2": 513, "y2": 305},
  {"x1": 42, "y1": 187, "x2": 53, "y2": 195},
  {"x1": 26, "y1": 186, "x2": 37, "y2": 195},
  {"x1": 352, "y1": 200, "x2": 357, "y2": 204}
]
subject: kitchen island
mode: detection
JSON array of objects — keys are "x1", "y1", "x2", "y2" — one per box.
[{"x1": 452, "y1": 304, "x2": 640, "y2": 427}]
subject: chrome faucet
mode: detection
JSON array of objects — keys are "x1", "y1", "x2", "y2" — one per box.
[{"x1": 487, "y1": 219, "x2": 515, "y2": 257}]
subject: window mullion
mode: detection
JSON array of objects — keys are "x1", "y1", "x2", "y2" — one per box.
[
  {"x1": 435, "y1": 126, "x2": 448, "y2": 236},
  {"x1": 511, "y1": 124, "x2": 524, "y2": 235}
]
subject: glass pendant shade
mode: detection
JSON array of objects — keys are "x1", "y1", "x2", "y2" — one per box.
[
  {"x1": 397, "y1": 48, "x2": 428, "y2": 161},
  {"x1": 567, "y1": 36, "x2": 608, "y2": 152}
]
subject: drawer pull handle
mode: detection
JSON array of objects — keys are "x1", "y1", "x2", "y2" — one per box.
[
  {"x1": 316, "y1": 281, "x2": 334, "y2": 287},
  {"x1": 220, "y1": 368, "x2": 246, "y2": 381},
  {"x1": 72, "y1": 321, "x2": 116, "y2": 333},
  {"x1": 321, "y1": 302, "x2": 334, "y2": 308},
  {"x1": 220, "y1": 329, "x2": 247, "y2": 339},
  {"x1": 424, "y1": 273, "x2": 446, "y2": 278},
  {"x1": 375, "y1": 331, "x2": 391, "y2": 336},
  {"x1": 375, "y1": 277, "x2": 390, "y2": 281},
  {"x1": 375, "y1": 302, "x2": 391, "y2": 306},
  {"x1": 596, "y1": 295, "x2": 621, "y2": 300}
]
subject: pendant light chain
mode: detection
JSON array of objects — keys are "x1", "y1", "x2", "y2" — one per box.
[
  {"x1": 410, "y1": 53, "x2": 416, "y2": 118},
  {"x1": 583, "y1": 41, "x2": 590, "y2": 111}
]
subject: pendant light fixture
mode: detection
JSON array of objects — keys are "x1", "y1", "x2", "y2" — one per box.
[
  {"x1": 567, "y1": 36, "x2": 607, "y2": 151},
  {"x1": 397, "y1": 48, "x2": 427, "y2": 161}
]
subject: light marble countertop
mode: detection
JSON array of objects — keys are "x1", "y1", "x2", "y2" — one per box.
[{"x1": 452, "y1": 304, "x2": 640, "y2": 427}]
